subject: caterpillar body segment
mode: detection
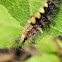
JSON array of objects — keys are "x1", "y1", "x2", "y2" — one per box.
[
  {"x1": 40, "y1": 8, "x2": 45, "y2": 14},
  {"x1": 43, "y1": 0, "x2": 60, "y2": 21},
  {"x1": 30, "y1": 17, "x2": 36, "y2": 24},
  {"x1": 35, "y1": 12, "x2": 41, "y2": 19},
  {"x1": 19, "y1": 0, "x2": 61, "y2": 48},
  {"x1": 44, "y1": 3, "x2": 48, "y2": 7},
  {"x1": 21, "y1": 25, "x2": 39, "y2": 43}
]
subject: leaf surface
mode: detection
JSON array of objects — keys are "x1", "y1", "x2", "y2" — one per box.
[{"x1": 26, "y1": 54, "x2": 60, "y2": 62}]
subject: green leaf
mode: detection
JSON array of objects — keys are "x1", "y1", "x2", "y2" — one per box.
[
  {"x1": 26, "y1": 54, "x2": 60, "y2": 62},
  {"x1": 0, "y1": 5, "x2": 22, "y2": 48},
  {"x1": 0, "y1": 0, "x2": 30, "y2": 26},
  {"x1": 37, "y1": 36, "x2": 57, "y2": 53},
  {"x1": 37, "y1": 36, "x2": 62, "y2": 53}
]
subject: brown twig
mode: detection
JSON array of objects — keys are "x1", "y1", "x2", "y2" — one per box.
[
  {"x1": 51, "y1": 37, "x2": 61, "y2": 56},
  {"x1": 0, "y1": 45, "x2": 40, "y2": 62}
]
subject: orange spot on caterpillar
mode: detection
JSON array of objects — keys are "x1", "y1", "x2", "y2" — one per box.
[
  {"x1": 26, "y1": 31, "x2": 28, "y2": 33},
  {"x1": 36, "y1": 25, "x2": 38, "y2": 27},
  {"x1": 24, "y1": 33, "x2": 28, "y2": 38},
  {"x1": 53, "y1": 1, "x2": 55, "y2": 4},
  {"x1": 27, "y1": 25, "x2": 29, "y2": 27},
  {"x1": 30, "y1": 26, "x2": 33, "y2": 30},
  {"x1": 41, "y1": 20, "x2": 43, "y2": 23},
  {"x1": 50, "y1": 0, "x2": 53, "y2": 2}
]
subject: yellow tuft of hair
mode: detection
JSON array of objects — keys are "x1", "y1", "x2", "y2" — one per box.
[
  {"x1": 30, "y1": 17, "x2": 36, "y2": 24},
  {"x1": 40, "y1": 8, "x2": 45, "y2": 14},
  {"x1": 44, "y1": 3, "x2": 48, "y2": 7},
  {"x1": 35, "y1": 12, "x2": 41, "y2": 19}
]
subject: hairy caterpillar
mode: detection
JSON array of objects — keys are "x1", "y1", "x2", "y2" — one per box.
[{"x1": 18, "y1": 0, "x2": 61, "y2": 48}]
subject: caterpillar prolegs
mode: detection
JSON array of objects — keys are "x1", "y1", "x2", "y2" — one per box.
[{"x1": 18, "y1": 0, "x2": 61, "y2": 48}]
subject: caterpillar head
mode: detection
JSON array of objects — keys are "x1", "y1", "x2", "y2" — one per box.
[
  {"x1": 30, "y1": 17, "x2": 36, "y2": 24},
  {"x1": 40, "y1": 8, "x2": 45, "y2": 14},
  {"x1": 35, "y1": 12, "x2": 41, "y2": 19}
]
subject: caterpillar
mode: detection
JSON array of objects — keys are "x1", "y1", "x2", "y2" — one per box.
[{"x1": 19, "y1": 0, "x2": 61, "y2": 48}]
